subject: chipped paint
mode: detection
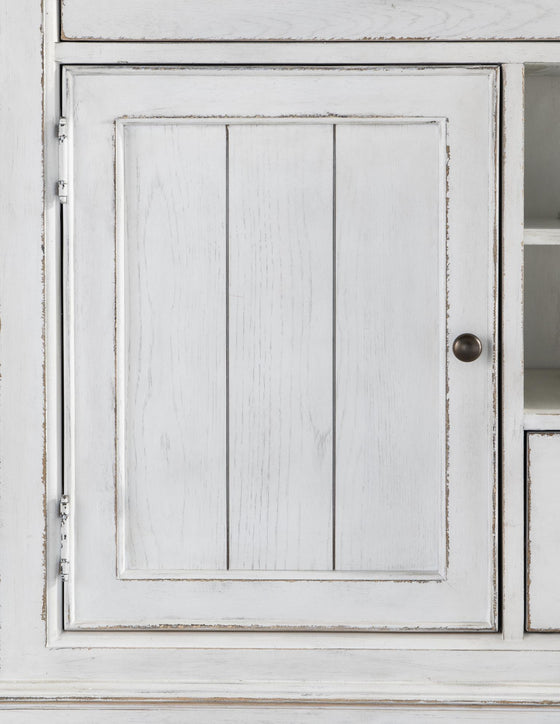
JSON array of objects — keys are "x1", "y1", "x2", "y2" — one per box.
[
  {"x1": 526, "y1": 433, "x2": 533, "y2": 630},
  {"x1": 525, "y1": 431, "x2": 560, "y2": 632},
  {"x1": 40, "y1": 0, "x2": 48, "y2": 632},
  {"x1": 58, "y1": 0, "x2": 560, "y2": 43}
]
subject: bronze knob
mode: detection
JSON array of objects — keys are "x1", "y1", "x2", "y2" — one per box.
[{"x1": 452, "y1": 333, "x2": 482, "y2": 363}]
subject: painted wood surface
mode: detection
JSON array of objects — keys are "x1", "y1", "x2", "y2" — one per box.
[
  {"x1": 117, "y1": 122, "x2": 227, "y2": 574},
  {"x1": 335, "y1": 121, "x2": 445, "y2": 575},
  {"x1": 63, "y1": 66, "x2": 497, "y2": 631},
  {"x1": 60, "y1": 0, "x2": 560, "y2": 41},
  {"x1": 524, "y1": 219, "x2": 560, "y2": 245},
  {"x1": 116, "y1": 119, "x2": 450, "y2": 577},
  {"x1": 9, "y1": 705, "x2": 560, "y2": 723},
  {"x1": 526, "y1": 432, "x2": 560, "y2": 631},
  {"x1": 0, "y1": 0, "x2": 555, "y2": 704},
  {"x1": 53, "y1": 42, "x2": 560, "y2": 67},
  {"x1": 228, "y1": 124, "x2": 333, "y2": 571},
  {"x1": 0, "y1": 0, "x2": 49, "y2": 686}
]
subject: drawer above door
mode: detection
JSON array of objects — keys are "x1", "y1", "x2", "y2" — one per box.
[
  {"x1": 59, "y1": 0, "x2": 560, "y2": 41},
  {"x1": 60, "y1": 66, "x2": 498, "y2": 631}
]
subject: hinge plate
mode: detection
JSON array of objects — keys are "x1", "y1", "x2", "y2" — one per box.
[
  {"x1": 60, "y1": 493, "x2": 70, "y2": 581},
  {"x1": 58, "y1": 117, "x2": 68, "y2": 204}
]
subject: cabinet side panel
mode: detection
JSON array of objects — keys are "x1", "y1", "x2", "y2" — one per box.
[
  {"x1": 118, "y1": 122, "x2": 227, "y2": 573},
  {"x1": 335, "y1": 122, "x2": 445, "y2": 574},
  {"x1": 228, "y1": 124, "x2": 333, "y2": 571}
]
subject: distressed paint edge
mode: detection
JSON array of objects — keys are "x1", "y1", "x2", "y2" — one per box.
[{"x1": 524, "y1": 431, "x2": 560, "y2": 633}]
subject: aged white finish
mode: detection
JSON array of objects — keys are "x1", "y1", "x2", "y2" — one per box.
[
  {"x1": 334, "y1": 121, "x2": 446, "y2": 574},
  {"x1": 61, "y1": 65, "x2": 497, "y2": 631},
  {"x1": 51, "y1": 42, "x2": 560, "y2": 66},
  {"x1": 10, "y1": 706, "x2": 560, "y2": 723},
  {"x1": 500, "y1": 63, "x2": 526, "y2": 641},
  {"x1": 526, "y1": 433, "x2": 560, "y2": 631},
  {"x1": 3, "y1": 0, "x2": 560, "y2": 717},
  {"x1": 60, "y1": 0, "x2": 560, "y2": 41},
  {"x1": 227, "y1": 123, "x2": 333, "y2": 573},
  {"x1": 117, "y1": 121, "x2": 228, "y2": 575}
]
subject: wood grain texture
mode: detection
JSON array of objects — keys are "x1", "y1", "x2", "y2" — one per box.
[
  {"x1": 60, "y1": 0, "x2": 560, "y2": 41},
  {"x1": 335, "y1": 121, "x2": 446, "y2": 574},
  {"x1": 228, "y1": 124, "x2": 333, "y2": 571},
  {"x1": 10, "y1": 705, "x2": 560, "y2": 723},
  {"x1": 0, "y1": 0, "x2": 48, "y2": 681},
  {"x1": 116, "y1": 122, "x2": 227, "y2": 574},
  {"x1": 0, "y1": 0, "x2": 554, "y2": 702},
  {"x1": 63, "y1": 67, "x2": 497, "y2": 630},
  {"x1": 500, "y1": 64, "x2": 527, "y2": 641},
  {"x1": 53, "y1": 42, "x2": 560, "y2": 66},
  {"x1": 526, "y1": 433, "x2": 560, "y2": 631}
]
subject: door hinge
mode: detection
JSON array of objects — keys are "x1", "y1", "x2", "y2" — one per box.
[
  {"x1": 58, "y1": 117, "x2": 68, "y2": 204},
  {"x1": 60, "y1": 493, "x2": 70, "y2": 581}
]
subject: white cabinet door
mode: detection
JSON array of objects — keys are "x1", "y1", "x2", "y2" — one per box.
[{"x1": 61, "y1": 66, "x2": 498, "y2": 631}]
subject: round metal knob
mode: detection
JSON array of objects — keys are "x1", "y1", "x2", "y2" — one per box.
[{"x1": 452, "y1": 333, "x2": 482, "y2": 363}]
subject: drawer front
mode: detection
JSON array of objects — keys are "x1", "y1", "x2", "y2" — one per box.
[
  {"x1": 60, "y1": 0, "x2": 560, "y2": 42},
  {"x1": 527, "y1": 432, "x2": 560, "y2": 631}
]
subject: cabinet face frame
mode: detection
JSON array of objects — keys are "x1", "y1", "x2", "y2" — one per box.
[
  {"x1": 0, "y1": 0, "x2": 557, "y2": 712},
  {"x1": 12, "y1": 4, "x2": 550, "y2": 697}
]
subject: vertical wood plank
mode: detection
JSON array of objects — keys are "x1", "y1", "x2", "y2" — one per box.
[
  {"x1": 118, "y1": 123, "x2": 227, "y2": 572},
  {"x1": 228, "y1": 124, "x2": 333, "y2": 571},
  {"x1": 335, "y1": 122, "x2": 445, "y2": 574}
]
